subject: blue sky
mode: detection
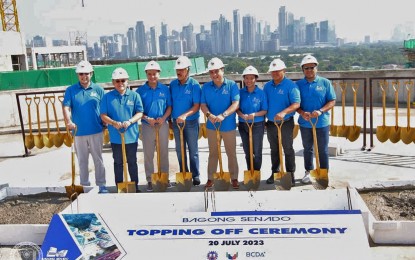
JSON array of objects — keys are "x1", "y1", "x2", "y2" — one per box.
[{"x1": 18, "y1": 0, "x2": 414, "y2": 43}]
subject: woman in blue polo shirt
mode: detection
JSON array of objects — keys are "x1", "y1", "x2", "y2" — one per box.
[
  {"x1": 100, "y1": 68, "x2": 143, "y2": 192},
  {"x1": 137, "y1": 60, "x2": 172, "y2": 192},
  {"x1": 236, "y1": 65, "x2": 267, "y2": 173}
]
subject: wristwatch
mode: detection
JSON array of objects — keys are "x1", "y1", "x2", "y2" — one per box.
[
  {"x1": 318, "y1": 109, "x2": 324, "y2": 114},
  {"x1": 206, "y1": 112, "x2": 211, "y2": 118},
  {"x1": 128, "y1": 119, "x2": 133, "y2": 124},
  {"x1": 222, "y1": 111, "x2": 228, "y2": 118}
]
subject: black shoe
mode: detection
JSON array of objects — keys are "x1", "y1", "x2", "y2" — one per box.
[
  {"x1": 136, "y1": 189, "x2": 142, "y2": 193},
  {"x1": 290, "y1": 172, "x2": 295, "y2": 186},
  {"x1": 193, "y1": 177, "x2": 201, "y2": 186},
  {"x1": 266, "y1": 174, "x2": 274, "y2": 184}
]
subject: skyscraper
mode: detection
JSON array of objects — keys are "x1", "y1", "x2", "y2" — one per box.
[
  {"x1": 127, "y1": 27, "x2": 136, "y2": 58},
  {"x1": 135, "y1": 21, "x2": 148, "y2": 57},
  {"x1": 233, "y1": 9, "x2": 241, "y2": 54},
  {"x1": 278, "y1": 6, "x2": 287, "y2": 45},
  {"x1": 149, "y1": 26, "x2": 159, "y2": 56},
  {"x1": 159, "y1": 23, "x2": 169, "y2": 56},
  {"x1": 182, "y1": 23, "x2": 196, "y2": 53},
  {"x1": 242, "y1": 14, "x2": 256, "y2": 53}
]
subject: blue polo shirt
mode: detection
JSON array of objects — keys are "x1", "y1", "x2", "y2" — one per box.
[
  {"x1": 137, "y1": 82, "x2": 172, "y2": 125},
  {"x1": 296, "y1": 75, "x2": 336, "y2": 128},
  {"x1": 100, "y1": 88, "x2": 143, "y2": 144},
  {"x1": 201, "y1": 78, "x2": 240, "y2": 132},
  {"x1": 238, "y1": 86, "x2": 268, "y2": 123},
  {"x1": 170, "y1": 77, "x2": 201, "y2": 121},
  {"x1": 63, "y1": 82, "x2": 104, "y2": 136},
  {"x1": 263, "y1": 77, "x2": 300, "y2": 122}
]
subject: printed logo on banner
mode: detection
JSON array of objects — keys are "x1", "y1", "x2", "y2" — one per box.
[
  {"x1": 207, "y1": 251, "x2": 219, "y2": 260},
  {"x1": 226, "y1": 251, "x2": 238, "y2": 259},
  {"x1": 46, "y1": 247, "x2": 68, "y2": 258}
]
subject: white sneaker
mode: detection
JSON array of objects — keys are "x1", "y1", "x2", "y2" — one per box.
[{"x1": 301, "y1": 171, "x2": 312, "y2": 184}]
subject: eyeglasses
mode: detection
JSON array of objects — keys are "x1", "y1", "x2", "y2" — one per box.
[
  {"x1": 303, "y1": 66, "x2": 316, "y2": 71},
  {"x1": 115, "y1": 79, "x2": 126, "y2": 83},
  {"x1": 78, "y1": 73, "x2": 90, "y2": 76}
]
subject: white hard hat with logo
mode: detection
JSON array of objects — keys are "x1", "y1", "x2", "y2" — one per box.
[
  {"x1": 112, "y1": 67, "x2": 129, "y2": 80},
  {"x1": 145, "y1": 60, "x2": 162, "y2": 71},
  {"x1": 175, "y1": 56, "x2": 192, "y2": 70},
  {"x1": 75, "y1": 60, "x2": 93, "y2": 73},
  {"x1": 207, "y1": 57, "x2": 224, "y2": 71},
  {"x1": 300, "y1": 55, "x2": 319, "y2": 67},
  {"x1": 242, "y1": 65, "x2": 259, "y2": 77},
  {"x1": 268, "y1": 59, "x2": 286, "y2": 72}
]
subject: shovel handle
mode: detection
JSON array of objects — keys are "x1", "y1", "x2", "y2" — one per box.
[
  {"x1": 25, "y1": 97, "x2": 33, "y2": 134},
  {"x1": 274, "y1": 120, "x2": 285, "y2": 174},
  {"x1": 154, "y1": 124, "x2": 162, "y2": 174},
  {"x1": 340, "y1": 82, "x2": 347, "y2": 126},
  {"x1": 392, "y1": 81, "x2": 400, "y2": 126},
  {"x1": 33, "y1": 96, "x2": 42, "y2": 134},
  {"x1": 213, "y1": 122, "x2": 224, "y2": 174},
  {"x1": 405, "y1": 81, "x2": 413, "y2": 126},
  {"x1": 177, "y1": 122, "x2": 187, "y2": 173},
  {"x1": 246, "y1": 117, "x2": 255, "y2": 174},
  {"x1": 352, "y1": 82, "x2": 359, "y2": 126},
  {"x1": 309, "y1": 118, "x2": 321, "y2": 170},
  {"x1": 379, "y1": 81, "x2": 388, "y2": 126}
]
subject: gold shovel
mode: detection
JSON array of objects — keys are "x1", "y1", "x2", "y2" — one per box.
[
  {"x1": 176, "y1": 122, "x2": 192, "y2": 192},
  {"x1": 50, "y1": 96, "x2": 64, "y2": 148},
  {"x1": 65, "y1": 127, "x2": 84, "y2": 200},
  {"x1": 274, "y1": 120, "x2": 292, "y2": 190},
  {"x1": 58, "y1": 95, "x2": 73, "y2": 147},
  {"x1": 151, "y1": 124, "x2": 169, "y2": 192},
  {"x1": 389, "y1": 81, "x2": 401, "y2": 143},
  {"x1": 347, "y1": 82, "x2": 361, "y2": 142},
  {"x1": 33, "y1": 96, "x2": 44, "y2": 149},
  {"x1": 117, "y1": 129, "x2": 136, "y2": 193},
  {"x1": 243, "y1": 119, "x2": 260, "y2": 191},
  {"x1": 309, "y1": 118, "x2": 329, "y2": 190},
  {"x1": 213, "y1": 122, "x2": 230, "y2": 191},
  {"x1": 24, "y1": 97, "x2": 35, "y2": 149},
  {"x1": 337, "y1": 82, "x2": 349, "y2": 138},
  {"x1": 400, "y1": 81, "x2": 415, "y2": 144},
  {"x1": 42, "y1": 96, "x2": 55, "y2": 148},
  {"x1": 376, "y1": 81, "x2": 390, "y2": 143}
]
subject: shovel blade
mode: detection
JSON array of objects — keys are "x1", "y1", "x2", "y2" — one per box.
[
  {"x1": 274, "y1": 171, "x2": 292, "y2": 190},
  {"x1": 400, "y1": 127, "x2": 415, "y2": 145},
  {"x1": 152, "y1": 172, "x2": 169, "y2": 192},
  {"x1": 243, "y1": 170, "x2": 260, "y2": 191},
  {"x1": 330, "y1": 125, "x2": 338, "y2": 136},
  {"x1": 34, "y1": 135, "x2": 44, "y2": 149},
  {"x1": 337, "y1": 125, "x2": 349, "y2": 138},
  {"x1": 376, "y1": 126, "x2": 390, "y2": 143},
  {"x1": 213, "y1": 172, "x2": 230, "y2": 191},
  {"x1": 293, "y1": 124, "x2": 299, "y2": 139},
  {"x1": 347, "y1": 126, "x2": 361, "y2": 142},
  {"x1": 389, "y1": 127, "x2": 401, "y2": 143},
  {"x1": 103, "y1": 129, "x2": 110, "y2": 144},
  {"x1": 176, "y1": 172, "x2": 192, "y2": 192},
  {"x1": 198, "y1": 124, "x2": 204, "y2": 139},
  {"x1": 310, "y1": 168, "x2": 329, "y2": 190},
  {"x1": 117, "y1": 182, "x2": 136, "y2": 193},
  {"x1": 25, "y1": 135, "x2": 35, "y2": 149},
  {"x1": 65, "y1": 185, "x2": 84, "y2": 200},
  {"x1": 202, "y1": 124, "x2": 207, "y2": 138}
]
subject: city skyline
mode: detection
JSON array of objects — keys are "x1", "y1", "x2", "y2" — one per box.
[{"x1": 18, "y1": 0, "x2": 414, "y2": 43}]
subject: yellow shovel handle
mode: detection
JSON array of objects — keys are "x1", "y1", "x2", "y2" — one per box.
[
  {"x1": 177, "y1": 121, "x2": 187, "y2": 173},
  {"x1": 274, "y1": 120, "x2": 285, "y2": 173},
  {"x1": 309, "y1": 118, "x2": 320, "y2": 170},
  {"x1": 246, "y1": 117, "x2": 255, "y2": 174}
]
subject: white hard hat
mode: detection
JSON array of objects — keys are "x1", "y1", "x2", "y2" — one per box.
[
  {"x1": 174, "y1": 56, "x2": 192, "y2": 70},
  {"x1": 207, "y1": 57, "x2": 224, "y2": 71},
  {"x1": 300, "y1": 55, "x2": 319, "y2": 67},
  {"x1": 112, "y1": 67, "x2": 129, "y2": 80},
  {"x1": 75, "y1": 60, "x2": 93, "y2": 73},
  {"x1": 268, "y1": 59, "x2": 286, "y2": 72},
  {"x1": 145, "y1": 60, "x2": 162, "y2": 72},
  {"x1": 242, "y1": 65, "x2": 259, "y2": 77}
]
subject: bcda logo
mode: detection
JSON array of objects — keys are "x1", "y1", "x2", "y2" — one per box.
[{"x1": 246, "y1": 251, "x2": 266, "y2": 258}]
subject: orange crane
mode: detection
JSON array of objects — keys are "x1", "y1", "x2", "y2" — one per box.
[{"x1": 0, "y1": 0, "x2": 20, "y2": 32}]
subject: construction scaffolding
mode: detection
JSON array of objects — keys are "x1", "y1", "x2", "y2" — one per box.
[{"x1": 402, "y1": 39, "x2": 415, "y2": 68}]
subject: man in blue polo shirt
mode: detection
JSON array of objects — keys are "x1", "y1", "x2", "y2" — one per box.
[
  {"x1": 170, "y1": 56, "x2": 202, "y2": 186},
  {"x1": 263, "y1": 59, "x2": 300, "y2": 187},
  {"x1": 201, "y1": 57, "x2": 240, "y2": 189},
  {"x1": 100, "y1": 68, "x2": 143, "y2": 192},
  {"x1": 63, "y1": 60, "x2": 107, "y2": 193},
  {"x1": 137, "y1": 60, "x2": 172, "y2": 192},
  {"x1": 296, "y1": 55, "x2": 336, "y2": 185}
]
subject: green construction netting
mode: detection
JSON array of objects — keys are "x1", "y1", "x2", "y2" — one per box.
[{"x1": 0, "y1": 57, "x2": 206, "y2": 91}]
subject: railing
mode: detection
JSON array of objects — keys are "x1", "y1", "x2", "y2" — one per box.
[{"x1": 12, "y1": 70, "x2": 415, "y2": 157}]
